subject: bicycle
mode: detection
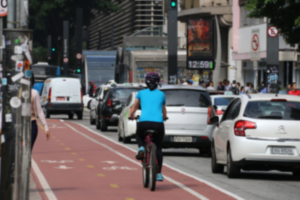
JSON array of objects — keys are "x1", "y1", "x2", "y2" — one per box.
[{"x1": 129, "y1": 116, "x2": 167, "y2": 191}]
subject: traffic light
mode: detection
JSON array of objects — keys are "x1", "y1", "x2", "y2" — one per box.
[
  {"x1": 77, "y1": 69, "x2": 81, "y2": 73},
  {"x1": 52, "y1": 48, "x2": 55, "y2": 52},
  {"x1": 170, "y1": 0, "x2": 177, "y2": 8}
]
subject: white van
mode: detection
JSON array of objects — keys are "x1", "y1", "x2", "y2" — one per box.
[{"x1": 40, "y1": 77, "x2": 83, "y2": 119}]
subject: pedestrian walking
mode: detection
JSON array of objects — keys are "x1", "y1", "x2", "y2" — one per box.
[
  {"x1": 258, "y1": 81, "x2": 266, "y2": 93},
  {"x1": 230, "y1": 80, "x2": 239, "y2": 95},
  {"x1": 217, "y1": 81, "x2": 224, "y2": 90},
  {"x1": 239, "y1": 86, "x2": 246, "y2": 94},
  {"x1": 207, "y1": 82, "x2": 215, "y2": 90},
  {"x1": 89, "y1": 81, "x2": 97, "y2": 97},
  {"x1": 224, "y1": 79, "x2": 231, "y2": 91},
  {"x1": 288, "y1": 82, "x2": 300, "y2": 96}
]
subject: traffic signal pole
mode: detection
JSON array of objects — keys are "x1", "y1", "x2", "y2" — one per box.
[
  {"x1": 167, "y1": 0, "x2": 178, "y2": 84},
  {"x1": 76, "y1": 8, "x2": 83, "y2": 76}
]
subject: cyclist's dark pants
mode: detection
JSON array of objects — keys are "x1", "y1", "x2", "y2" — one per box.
[{"x1": 136, "y1": 121, "x2": 165, "y2": 173}]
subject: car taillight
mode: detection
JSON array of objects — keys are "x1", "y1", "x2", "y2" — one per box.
[
  {"x1": 107, "y1": 98, "x2": 112, "y2": 107},
  {"x1": 234, "y1": 120, "x2": 256, "y2": 137},
  {"x1": 48, "y1": 87, "x2": 52, "y2": 103},
  {"x1": 216, "y1": 110, "x2": 224, "y2": 115},
  {"x1": 207, "y1": 106, "x2": 215, "y2": 124},
  {"x1": 81, "y1": 88, "x2": 83, "y2": 103}
]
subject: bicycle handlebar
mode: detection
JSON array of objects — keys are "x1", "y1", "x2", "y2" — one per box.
[{"x1": 128, "y1": 116, "x2": 168, "y2": 121}]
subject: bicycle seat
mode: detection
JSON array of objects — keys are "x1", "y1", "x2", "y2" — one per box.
[{"x1": 144, "y1": 130, "x2": 159, "y2": 135}]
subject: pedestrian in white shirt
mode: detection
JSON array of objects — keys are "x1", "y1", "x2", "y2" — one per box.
[{"x1": 207, "y1": 82, "x2": 215, "y2": 90}]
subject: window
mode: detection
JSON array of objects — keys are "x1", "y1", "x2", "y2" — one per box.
[
  {"x1": 240, "y1": 5, "x2": 264, "y2": 27},
  {"x1": 221, "y1": 99, "x2": 236, "y2": 122},
  {"x1": 214, "y1": 97, "x2": 235, "y2": 106},
  {"x1": 244, "y1": 101, "x2": 300, "y2": 120},
  {"x1": 112, "y1": 88, "x2": 142, "y2": 100},
  {"x1": 162, "y1": 89, "x2": 211, "y2": 108},
  {"x1": 227, "y1": 99, "x2": 241, "y2": 120},
  {"x1": 126, "y1": 95, "x2": 132, "y2": 106}
]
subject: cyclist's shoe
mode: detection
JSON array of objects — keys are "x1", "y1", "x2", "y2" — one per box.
[
  {"x1": 135, "y1": 146, "x2": 144, "y2": 160},
  {"x1": 156, "y1": 173, "x2": 164, "y2": 181}
]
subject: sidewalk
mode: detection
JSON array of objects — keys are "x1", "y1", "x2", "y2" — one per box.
[{"x1": 30, "y1": 174, "x2": 42, "y2": 200}]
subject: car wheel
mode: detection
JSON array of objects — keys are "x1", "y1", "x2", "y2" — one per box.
[
  {"x1": 87, "y1": 100, "x2": 92, "y2": 109},
  {"x1": 96, "y1": 115, "x2": 100, "y2": 130},
  {"x1": 90, "y1": 112, "x2": 95, "y2": 125},
  {"x1": 100, "y1": 118, "x2": 108, "y2": 131},
  {"x1": 211, "y1": 142, "x2": 224, "y2": 173},
  {"x1": 68, "y1": 113, "x2": 73, "y2": 120},
  {"x1": 77, "y1": 112, "x2": 83, "y2": 120},
  {"x1": 44, "y1": 108, "x2": 50, "y2": 119},
  {"x1": 292, "y1": 170, "x2": 300, "y2": 177},
  {"x1": 227, "y1": 146, "x2": 240, "y2": 178},
  {"x1": 118, "y1": 128, "x2": 123, "y2": 142}
]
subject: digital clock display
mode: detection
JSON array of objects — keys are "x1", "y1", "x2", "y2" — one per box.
[{"x1": 187, "y1": 60, "x2": 214, "y2": 70}]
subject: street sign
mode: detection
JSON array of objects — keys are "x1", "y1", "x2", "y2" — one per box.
[
  {"x1": 0, "y1": 0, "x2": 8, "y2": 17},
  {"x1": 252, "y1": 34, "x2": 259, "y2": 51},
  {"x1": 253, "y1": 61, "x2": 258, "y2": 70},
  {"x1": 267, "y1": 26, "x2": 279, "y2": 37},
  {"x1": 63, "y1": 57, "x2": 69, "y2": 63},
  {"x1": 76, "y1": 53, "x2": 82, "y2": 60},
  {"x1": 250, "y1": 52, "x2": 260, "y2": 61}
]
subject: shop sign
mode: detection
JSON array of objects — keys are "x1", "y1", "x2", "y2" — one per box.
[{"x1": 186, "y1": 18, "x2": 215, "y2": 70}]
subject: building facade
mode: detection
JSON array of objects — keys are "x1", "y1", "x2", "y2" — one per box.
[
  {"x1": 88, "y1": 0, "x2": 164, "y2": 50},
  {"x1": 232, "y1": 0, "x2": 300, "y2": 89}
]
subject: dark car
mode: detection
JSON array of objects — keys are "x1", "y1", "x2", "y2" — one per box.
[{"x1": 96, "y1": 84, "x2": 144, "y2": 131}]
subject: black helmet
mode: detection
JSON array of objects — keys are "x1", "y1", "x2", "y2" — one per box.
[{"x1": 145, "y1": 72, "x2": 160, "y2": 90}]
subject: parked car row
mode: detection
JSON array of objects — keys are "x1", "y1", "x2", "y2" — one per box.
[{"x1": 88, "y1": 83, "x2": 300, "y2": 179}]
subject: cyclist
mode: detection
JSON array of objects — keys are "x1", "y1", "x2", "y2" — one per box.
[{"x1": 129, "y1": 72, "x2": 168, "y2": 182}]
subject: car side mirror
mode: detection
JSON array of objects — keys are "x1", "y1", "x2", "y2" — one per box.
[{"x1": 210, "y1": 116, "x2": 219, "y2": 126}]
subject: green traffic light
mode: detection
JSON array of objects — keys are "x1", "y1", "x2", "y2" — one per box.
[
  {"x1": 15, "y1": 39, "x2": 19, "y2": 44},
  {"x1": 77, "y1": 69, "x2": 81, "y2": 73},
  {"x1": 52, "y1": 48, "x2": 55, "y2": 51},
  {"x1": 171, "y1": 1, "x2": 176, "y2": 7}
]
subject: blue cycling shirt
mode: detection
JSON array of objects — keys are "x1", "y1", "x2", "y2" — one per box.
[{"x1": 136, "y1": 89, "x2": 166, "y2": 123}]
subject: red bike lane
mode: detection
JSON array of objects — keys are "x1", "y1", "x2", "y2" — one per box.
[{"x1": 31, "y1": 119, "x2": 241, "y2": 200}]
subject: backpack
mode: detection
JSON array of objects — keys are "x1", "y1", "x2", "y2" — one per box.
[{"x1": 230, "y1": 86, "x2": 239, "y2": 95}]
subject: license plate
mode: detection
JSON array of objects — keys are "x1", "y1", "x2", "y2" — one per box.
[
  {"x1": 271, "y1": 147, "x2": 294, "y2": 155},
  {"x1": 56, "y1": 97, "x2": 65, "y2": 101},
  {"x1": 174, "y1": 137, "x2": 193, "y2": 143}
]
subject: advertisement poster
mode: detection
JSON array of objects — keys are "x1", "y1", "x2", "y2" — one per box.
[
  {"x1": 136, "y1": 68, "x2": 164, "y2": 84},
  {"x1": 187, "y1": 18, "x2": 214, "y2": 59},
  {"x1": 266, "y1": 65, "x2": 279, "y2": 93},
  {"x1": 177, "y1": 68, "x2": 202, "y2": 84}
]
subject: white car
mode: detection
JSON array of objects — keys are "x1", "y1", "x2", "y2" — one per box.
[
  {"x1": 90, "y1": 85, "x2": 110, "y2": 125},
  {"x1": 210, "y1": 95, "x2": 236, "y2": 119},
  {"x1": 118, "y1": 92, "x2": 141, "y2": 143},
  {"x1": 160, "y1": 85, "x2": 215, "y2": 154},
  {"x1": 210, "y1": 94, "x2": 300, "y2": 178},
  {"x1": 83, "y1": 95, "x2": 93, "y2": 108}
]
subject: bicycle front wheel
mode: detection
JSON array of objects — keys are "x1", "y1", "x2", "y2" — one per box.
[
  {"x1": 149, "y1": 143, "x2": 157, "y2": 191},
  {"x1": 142, "y1": 145, "x2": 149, "y2": 188}
]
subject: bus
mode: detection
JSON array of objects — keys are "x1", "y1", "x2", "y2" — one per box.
[{"x1": 32, "y1": 62, "x2": 61, "y2": 93}]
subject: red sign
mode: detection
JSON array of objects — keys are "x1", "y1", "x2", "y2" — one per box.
[
  {"x1": 63, "y1": 58, "x2": 69, "y2": 63},
  {"x1": 268, "y1": 26, "x2": 279, "y2": 37},
  {"x1": 252, "y1": 34, "x2": 259, "y2": 51},
  {"x1": 76, "y1": 53, "x2": 82, "y2": 60}
]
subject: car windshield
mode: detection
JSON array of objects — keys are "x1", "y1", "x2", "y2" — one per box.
[
  {"x1": 162, "y1": 89, "x2": 211, "y2": 107},
  {"x1": 244, "y1": 101, "x2": 300, "y2": 120},
  {"x1": 214, "y1": 97, "x2": 235, "y2": 106},
  {"x1": 112, "y1": 88, "x2": 141, "y2": 100}
]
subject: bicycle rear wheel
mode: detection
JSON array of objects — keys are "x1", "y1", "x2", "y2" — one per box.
[
  {"x1": 142, "y1": 145, "x2": 149, "y2": 188},
  {"x1": 149, "y1": 143, "x2": 157, "y2": 191}
]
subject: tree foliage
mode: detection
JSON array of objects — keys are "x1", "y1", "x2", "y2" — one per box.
[
  {"x1": 245, "y1": 0, "x2": 300, "y2": 51},
  {"x1": 29, "y1": 0, "x2": 122, "y2": 65}
]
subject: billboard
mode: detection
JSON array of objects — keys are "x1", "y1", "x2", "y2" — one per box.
[{"x1": 187, "y1": 18, "x2": 215, "y2": 70}]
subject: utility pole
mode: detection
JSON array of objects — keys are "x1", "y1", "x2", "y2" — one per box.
[
  {"x1": 111, "y1": 26, "x2": 114, "y2": 50},
  {"x1": 167, "y1": 0, "x2": 178, "y2": 84},
  {"x1": 1, "y1": 0, "x2": 33, "y2": 199},
  {"x1": 47, "y1": 35, "x2": 52, "y2": 60},
  {"x1": 76, "y1": 8, "x2": 83, "y2": 77},
  {"x1": 63, "y1": 21, "x2": 69, "y2": 76}
]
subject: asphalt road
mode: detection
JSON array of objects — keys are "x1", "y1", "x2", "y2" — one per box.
[{"x1": 50, "y1": 110, "x2": 300, "y2": 200}]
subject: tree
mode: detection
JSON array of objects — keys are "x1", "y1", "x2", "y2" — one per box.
[
  {"x1": 246, "y1": 0, "x2": 300, "y2": 51},
  {"x1": 29, "y1": 0, "x2": 122, "y2": 65}
]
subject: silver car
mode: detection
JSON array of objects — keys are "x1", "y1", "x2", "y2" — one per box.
[
  {"x1": 90, "y1": 85, "x2": 110, "y2": 125},
  {"x1": 160, "y1": 85, "x2": 215, "y2": 154}
]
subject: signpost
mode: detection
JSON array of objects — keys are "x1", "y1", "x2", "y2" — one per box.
[
  {"x1": 266, "y1": 23, "x2": 279, "y2": 93},
  {"x1": 251, "y1": 29, "x2": 260, "y2": 88}
]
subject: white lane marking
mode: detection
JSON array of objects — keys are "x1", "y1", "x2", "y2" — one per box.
[
  {"x1": 41, "y1": 160, "x2": 73, "y2": 164},
  {"x1": 102, "y1": 161, "x2": 118, "y2": 164},
  {"x1": 32, "y1": 159, "x2": 58, "y2": 200},
  {"x1": 103, "y1": 166, "x2": 137, "y2": 170},
  {"x1": 73, "y1": 122, "x2": 245, "y2": 200},
  {"x1": 60, "y1": 119, "x2": 64, "y2": 122},
  {"x1": 65, "y1": 123, "x2": 209, "y2": 200},
  {"x1": 55, "y1": 165, "x2": 74, "y2": 170}
]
